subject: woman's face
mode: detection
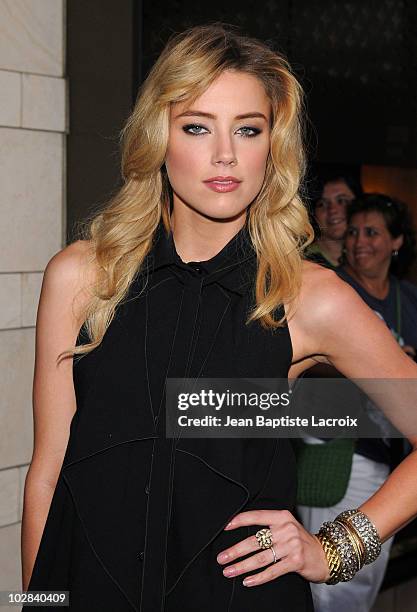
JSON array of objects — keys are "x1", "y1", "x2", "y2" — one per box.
[
  {"x1": 165, "y1": 70, "x2": 271, "y2": 223},
  {"x1": 314, "y1": 180, "x2": 355, "y2": 241},
  {"x1": 344, "y1": 211, "x2": 403, "y2": 277}
]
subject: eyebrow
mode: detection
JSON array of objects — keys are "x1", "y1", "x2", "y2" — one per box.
[
  {"x1": 321, "y1": 192, "x2": 353, "y2": 199},
  {"x1": 175, "y1": 110, "x2": 269, "y2": 121},
  {"x1": 349, "y1": 223, "x2": 379, "y2": 229}
]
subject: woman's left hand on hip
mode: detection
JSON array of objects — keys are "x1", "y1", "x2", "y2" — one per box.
[{"x1": 216, "y1": 509, "x2": 330, "y2": 586}]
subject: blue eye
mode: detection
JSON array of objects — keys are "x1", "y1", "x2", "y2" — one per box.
[
  {"x1": 182, "y1": 124, "x2": 262, "y2": 137},
  {"x1": 237, "y1": 126, "x2": 261, "y2": 138},
  {"x1": 182, "y1": 124, "x2": 208, "y2": 136}
]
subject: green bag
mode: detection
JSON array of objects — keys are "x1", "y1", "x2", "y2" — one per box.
[{"x1": 294, "y1": 438, "x2": 356, "y2": 507}]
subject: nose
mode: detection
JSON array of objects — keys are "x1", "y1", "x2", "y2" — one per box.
[
  {"x1": 354, "y1": 229, "x2": 368, "y2": 247},
  {"x1": 211, "y1": 131, "x2": 237, "y2": 166},
  {"x1": 327, "y1": 199, "x2": 340, "y2": 217}
]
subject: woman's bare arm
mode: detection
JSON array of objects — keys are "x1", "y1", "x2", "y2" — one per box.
[
  {"x1": 21, "y1": 240, "x2": 95, "y2": 590},
  {"x1": 289, "y1": 263, "x2": 417, "y2": 540},
  {"x1": 217, "y1": 264, "x2": 417, "y2": 587}
]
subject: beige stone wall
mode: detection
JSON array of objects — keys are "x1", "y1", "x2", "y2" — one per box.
[{"x1": 0, "y1": 0, "x2": 66, "y2": 603}]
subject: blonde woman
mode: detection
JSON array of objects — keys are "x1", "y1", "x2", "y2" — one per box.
[{"x1": 21, "y1": 24, "x2": 417, "y2": 612}]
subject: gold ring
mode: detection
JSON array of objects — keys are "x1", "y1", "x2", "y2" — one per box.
[{"x1": 255, "y1": 528, "x2": 273, "y2": 549}]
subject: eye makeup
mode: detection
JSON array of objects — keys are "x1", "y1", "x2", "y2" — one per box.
[{"x1": 181, "y1": 123, "x2": 262, "y2": 138}]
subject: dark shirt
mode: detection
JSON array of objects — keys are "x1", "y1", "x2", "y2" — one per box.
[
  {"x1": 337, "y1": 268, "x2": 417, "y2": 349},
  {"x1": 26, "y1": 221, "x2": 313, "y2": 612},
  {"x1": 305, "y1": 243, "x2": 338, "y2": 270}
]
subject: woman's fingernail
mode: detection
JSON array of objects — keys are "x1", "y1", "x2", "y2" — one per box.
[
  {"x1": 217, "y1": 553, "x2": 229, "y2": 563},
  {"x1": 223, "y1": 567, "x2": 236, "y2": 577},
  {"x1": 224, "y1": 521, "x2": 234, "y2": 530},
  {"x1": 243, "y1": 577, "x2": 255, "y2": 587}
]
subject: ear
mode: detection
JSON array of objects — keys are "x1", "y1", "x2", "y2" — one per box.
[{"x1": 393, "y1": 234, "x2": 404, "y2": 251}]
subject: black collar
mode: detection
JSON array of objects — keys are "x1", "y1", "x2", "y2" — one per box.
[{"x1": 145, "y1": 220, "x2": 257, "y2": 295}]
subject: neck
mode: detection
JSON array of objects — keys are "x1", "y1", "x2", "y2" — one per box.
[
  {"x1": 170, "y1": 202, "x2": 247, "y2": 263},
  {"x1": 317, "y1": 238, "x2": 343, "y2": 267},
  {"x1": 344, "y1": 264, "x2": 390, "y2": 299}
]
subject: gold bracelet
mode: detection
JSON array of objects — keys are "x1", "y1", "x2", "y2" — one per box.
[
  {"x1": 315, "y1": 531, "x2": 343, "y2": 585},
  {"x1": 336, "y1": 518, "x2": 366, "y2": 570},
  {"x1": 318, "y1": 521, "x2": 360, "y2": 581}
]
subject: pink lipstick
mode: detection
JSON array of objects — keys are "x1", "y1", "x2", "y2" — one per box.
[{"x1": 203, "y1": 176, "x2": 242, "y2": 193}]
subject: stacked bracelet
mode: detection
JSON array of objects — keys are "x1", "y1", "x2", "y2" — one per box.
[
  {"x1": 335, "y1": 509, "x2": 382, "y2": 565},
  {"x1": 335, "y1": 518, "x2": 366, "y2": 570},
  {"x1": 319, "y1": 521, "x2": 360, "y2": 581},
  {"x1": 315, "y1": 508, "x2": 382, "y2": 585},
  {"x1": 315, "y1": 531, "x2": 342, "y2": 585}
]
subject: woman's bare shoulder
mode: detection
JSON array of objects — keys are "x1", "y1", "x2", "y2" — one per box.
[
  {"x1": 295, "y1": 260, "x2": 365, "y2": 333},
  {"x1": 301, "y1": 258, "x2": 339, "y2": 286},
  {"x1": 300, "y1": 259, "x2": 354, "y2": 305},
  {"x1": 42, "y1": 239, "x2": 98, "y2": 328},
  {"x1": 288, "y1": 260, "x2": 375, "y2": 369},
  {"x1": 46, "y1": 239, "x2": 95, "y2": 279},
  {"x1": 301, "y1": 261, "x2": 347, "y2": 299}
]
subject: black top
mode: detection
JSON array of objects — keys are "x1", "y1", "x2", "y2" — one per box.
[{"x1": 26, "y1": 221, "x2": 313, "y2": 611}]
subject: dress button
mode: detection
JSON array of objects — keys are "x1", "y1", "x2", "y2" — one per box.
[
  {"x1": 139, "y1": 551, "x2": 144, "y2": 561},
  {"x1": 145, "y1": 484, "x2": 150, "y2": 495},
  {"x1": 154, "y1": 415, "x2": 159, "y2": 425},
  {"x1": 188, "y1": 262, "x2": 203, "y2": 275}
]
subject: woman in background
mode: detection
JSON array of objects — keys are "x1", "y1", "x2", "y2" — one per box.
[
  {"x1": 340, "y1": 193, "x2": 417, "y2": 356},
  {"x1": 306, "y1": 173, "x2": 363, "y2": 268}
]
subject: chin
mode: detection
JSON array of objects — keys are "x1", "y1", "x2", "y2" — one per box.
[
  {"x1": 328, "y1": 231, "x2": 346, "y2": 241},
  {"x1": 355, "y1": 260, "x2": 374, "y2": 270},
  {"x1": 199, "y1": 209, "x2": 247, "y2": 223},
  {"x1": 190, "y1": 201, "x2": 250, "y2": 223}
]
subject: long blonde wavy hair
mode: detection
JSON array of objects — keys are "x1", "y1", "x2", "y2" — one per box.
[{"x1": 66, "y1": 23, "x2": 313, "y2": 360}]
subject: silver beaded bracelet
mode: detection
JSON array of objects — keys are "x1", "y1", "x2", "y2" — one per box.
[{"x1": 335, "y1": 509, "x2": 382, "y2": 565}]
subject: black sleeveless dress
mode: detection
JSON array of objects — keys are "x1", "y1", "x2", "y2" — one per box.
[{"x1": 25, "y1": 221, "x2": 314, "y2": 611}]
